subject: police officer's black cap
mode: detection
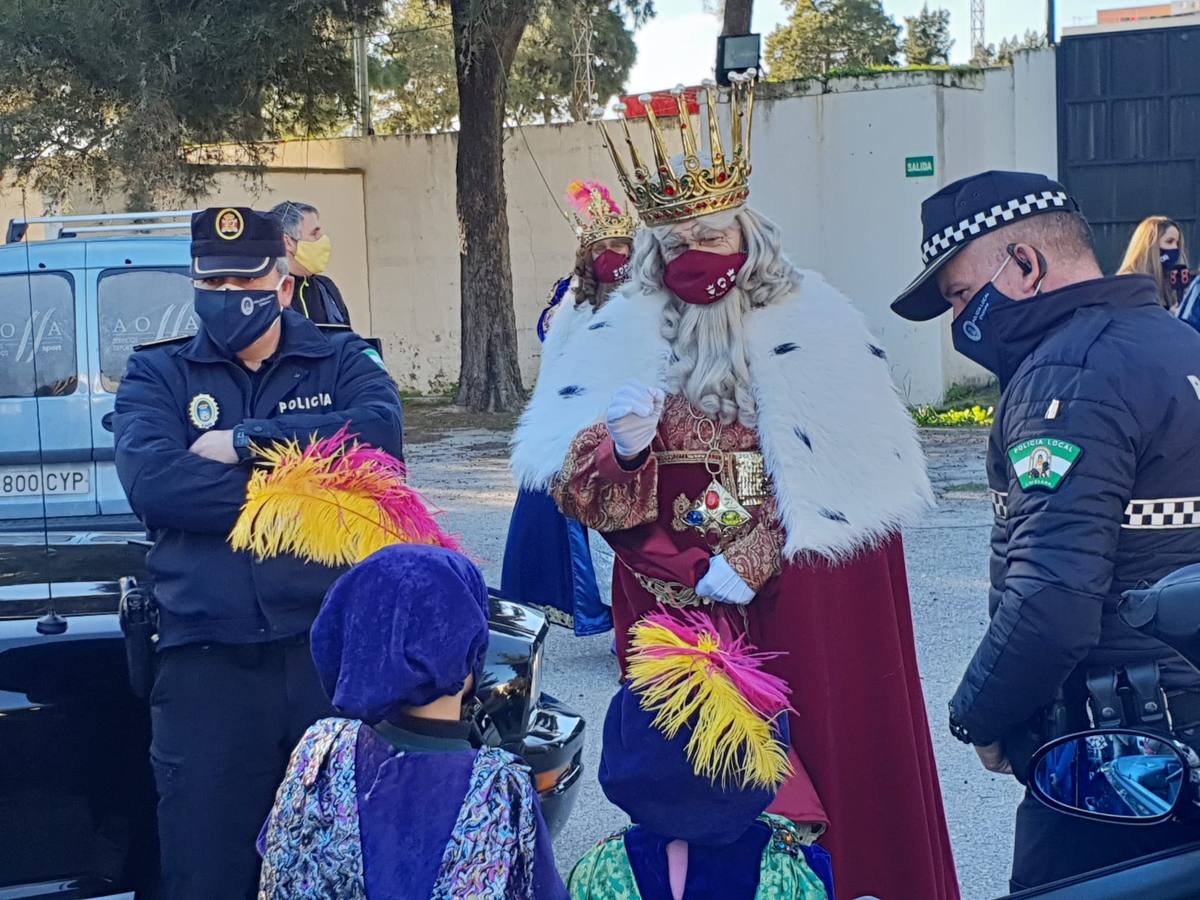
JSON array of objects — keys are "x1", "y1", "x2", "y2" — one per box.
[
  {"x1": 892, "y1": 171, "x2": 1079, "y2": 322},
  {"x1": 190, "y1": 207, "x2": 285, "y2": 280}
]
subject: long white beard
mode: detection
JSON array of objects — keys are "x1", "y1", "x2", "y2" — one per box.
[{"x1": 663, "y1": 287, "x2": 758, "y2": 428}]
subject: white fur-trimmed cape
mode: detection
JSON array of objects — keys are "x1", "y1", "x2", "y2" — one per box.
[{"x1": 511, "y1": 271, "x2": 934, "y2": 562}]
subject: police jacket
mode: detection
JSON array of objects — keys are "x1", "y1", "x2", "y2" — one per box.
[
  {"x1": 113, "y1": 310, "x2": 403, "y2": 648},
  {"x1": 951, "y1": 274, "x2": 1200, "y2": 746}
]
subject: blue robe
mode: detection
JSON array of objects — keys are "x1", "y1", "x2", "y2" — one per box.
[
  {"x1": 501, "y1": 487, "x2": 612, "y2": 636},
  {"x1": 503, "y1": 275, "x2": 612, "y2": 637}
]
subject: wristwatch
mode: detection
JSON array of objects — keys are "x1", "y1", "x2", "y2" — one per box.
[
  {"x1": 948, "y1": 705, "x2": 974, "y2": 745},
  {"x1": 232, "y1": 424, "x2": 253, "y2": 463}
]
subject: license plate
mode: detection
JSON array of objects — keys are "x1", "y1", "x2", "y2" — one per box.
[{"x1": 0, "y1": 465, "x2": 91, "y2": 498}]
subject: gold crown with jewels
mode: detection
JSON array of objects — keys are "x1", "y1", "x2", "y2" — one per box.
[
  {"x1": 566, "y1": 180, "x2": 637, "y2": 247},
  {"x1": 596, "y1": 72, "x2": 757, "y2": 227}
]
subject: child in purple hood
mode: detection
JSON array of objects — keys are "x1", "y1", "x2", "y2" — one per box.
[{"x1": 257, "y1": 544, "x2": 566, "y2": 899}]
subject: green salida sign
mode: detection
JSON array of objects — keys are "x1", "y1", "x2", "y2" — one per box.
[{"x1": 906, "y1": 156, "x2": 935, "y2": 178}]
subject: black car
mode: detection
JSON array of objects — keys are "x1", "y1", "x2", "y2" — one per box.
[{"x1": 0, "y1": 519, "x2": 584, "y2": 898}]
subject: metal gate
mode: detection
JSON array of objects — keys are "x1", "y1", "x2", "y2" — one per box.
[{"x1": 1057, "y1": 23, "x2": 1200, "y2": 272}]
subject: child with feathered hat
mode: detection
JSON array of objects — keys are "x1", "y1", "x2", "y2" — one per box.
[
  {"x1": 570, "y1": 611, "x2": 835, "y2": 899},
  {"x1": 257, "y1": 545, "x2": 568, "y2": 899},
  {"x1": 230, "y1": 431, "x2": 567, "y2": 899}
]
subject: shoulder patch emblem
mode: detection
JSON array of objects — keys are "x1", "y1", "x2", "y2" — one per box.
[
  {"x1": 188, "y1": 393, "x2": 220, "y2": 430},
  {"x1": 362, "y1": 348, "x2": 387, "y2": 370},
  {"x1": 1008, "y1": 437, "x2": 1082, "y2": 492}
]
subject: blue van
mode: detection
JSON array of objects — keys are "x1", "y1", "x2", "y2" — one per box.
[{"x1": 0, "y1": 213, "x2": 196, "y2": 526}]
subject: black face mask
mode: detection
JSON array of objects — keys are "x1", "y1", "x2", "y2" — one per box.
[
  {"x1": 1162, "y1": 247, "x2": 1182, "y2": 272},
  {"x1": 193, "y1": 279, "x2": 284, "y2": 355},
  {"x1": 950, "y1": 252, "x2": 1043, "y2": 382}
]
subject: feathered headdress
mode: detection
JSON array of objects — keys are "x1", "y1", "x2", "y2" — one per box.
[
  {"x1": 229, "y1": 427, "x2": 459, "y2": 566},
  {"x1": 565, "y1": 179, "x2": 637, "y2": 247},
  {"x1": 626, "y1": 610, "x2": 793, "y2": 790}
]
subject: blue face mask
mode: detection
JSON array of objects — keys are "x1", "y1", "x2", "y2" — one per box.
[
  {"x1": 950, "y1": 254, "x2": 1033, "y2": 380},
  {"x1": 1162, "y1": 247, "x2": 1182, "y2": 272},
  {"x1": 193, "y1": 276, "x2": 285, "y2": 355}
]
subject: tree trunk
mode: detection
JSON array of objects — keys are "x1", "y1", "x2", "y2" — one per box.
[
  {"x1": 722, "y1": 0, "x2": 753, "y2": 35},
  {"x1": 450, "y1": 0, "x2": 531, "y2": 412}
]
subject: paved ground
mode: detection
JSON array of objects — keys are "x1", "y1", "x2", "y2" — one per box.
[{"x1": 405, "y1": 407, "x2": 1021, "y2": 900}]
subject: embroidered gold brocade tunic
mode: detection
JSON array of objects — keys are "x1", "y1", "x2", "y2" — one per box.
[{"x1": 553, "y1": 395, "x2": 784, "y2": 592}]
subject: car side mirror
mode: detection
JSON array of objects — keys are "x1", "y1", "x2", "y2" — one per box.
[{"x1": 1029, "y1": 729, "x2": 1191, "y2": 825}]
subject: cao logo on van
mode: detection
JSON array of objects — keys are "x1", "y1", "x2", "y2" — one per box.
[{"x1": 188, "y1": 393, "x2": 220, "y2": 430}]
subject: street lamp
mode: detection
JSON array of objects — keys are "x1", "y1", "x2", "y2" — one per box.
[{"x1": 716, "y1": 33, "x2": 761, "y2": 87}]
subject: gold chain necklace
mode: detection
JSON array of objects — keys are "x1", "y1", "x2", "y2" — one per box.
[{"x1": 682, "y1": 407, "x2": 752, "y2": 544}]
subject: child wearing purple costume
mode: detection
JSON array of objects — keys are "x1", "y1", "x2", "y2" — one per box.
[{"x1": 257, "y1": 544, "x2": 566, "y2": 899}]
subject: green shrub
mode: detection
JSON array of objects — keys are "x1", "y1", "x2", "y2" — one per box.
[{"x1": 911, "y1": 405, "x2": 994, "y2": 427}]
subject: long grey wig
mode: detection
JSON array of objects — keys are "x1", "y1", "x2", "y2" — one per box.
[{"x1": 625, "y1": 206, "x2": 803, "y2": 427}]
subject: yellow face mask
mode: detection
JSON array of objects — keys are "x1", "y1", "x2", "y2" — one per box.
[{"x1": 294, "y1": 233, "x2": 332, "y2": 275}]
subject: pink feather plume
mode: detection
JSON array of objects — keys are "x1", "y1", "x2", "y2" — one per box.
[
  {"x1": 636, "y1": 610, "x2": 792, "y2": 718},
  {"x1": 565, "y1": 179, "x2": 621, "y2": 219},
  {"x1": 296, "y1": 426, "x2": 460, "y2": 553}
]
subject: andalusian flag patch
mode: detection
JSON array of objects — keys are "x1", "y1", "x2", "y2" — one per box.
[{"x1": 1008, "y1": 438, "x2": 1083, "y2": 491}]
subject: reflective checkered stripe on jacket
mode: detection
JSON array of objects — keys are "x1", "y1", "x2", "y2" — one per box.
[{"x1": 990, "y1": 491, "x2": 1200, "y2": 529}]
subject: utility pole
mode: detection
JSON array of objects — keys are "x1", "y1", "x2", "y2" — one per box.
[
  {"x1": 1047, "y1": 0, "x2": 1057, "y2": 46},
  {"x1": 971, "y1": 0, "x2": 986, "y2": 62},
  {"x1": 571, "y1": 2, "x2": 596, "y2": 122}
]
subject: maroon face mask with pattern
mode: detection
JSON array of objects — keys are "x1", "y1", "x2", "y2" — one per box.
[
  {"x1": 663, "y1": 250, "x2": 749, "y2": 305},
  {"x1": 593, "y1": 249, "x2": 631, "y2": 284}
]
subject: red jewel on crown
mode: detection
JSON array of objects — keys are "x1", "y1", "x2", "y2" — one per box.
[{"x1": 705, "y1": 490, "x2": 720, "y2": 509}]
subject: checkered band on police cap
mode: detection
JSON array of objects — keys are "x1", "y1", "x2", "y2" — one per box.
[
  {"x1": 921, "y1": 189, "x2": 1072, "y2": 265},
  {"x1": 892, "y1": 171, "x2": 1081, "y2": 322}
]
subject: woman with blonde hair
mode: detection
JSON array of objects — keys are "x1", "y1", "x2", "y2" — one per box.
[{"x1": 1118, "y1": 215, "x2": 1188, "y2": 310}]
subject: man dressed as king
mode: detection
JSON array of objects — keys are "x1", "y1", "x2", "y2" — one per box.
[{"x1": 511, "y1": 75, "x2": 959, "y2": 898}]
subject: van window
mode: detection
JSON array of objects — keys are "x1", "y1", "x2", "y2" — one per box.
[
  {"x1": 0, "y1": 272, "x2": 77, "y2": 399},
  {"x1": 98, "y1": 268, "x2": 195, "y2": 391}
]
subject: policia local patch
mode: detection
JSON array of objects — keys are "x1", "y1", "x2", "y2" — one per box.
[{"x1": 1008, "y1": 437, "x2": 1082, "y2": 492}]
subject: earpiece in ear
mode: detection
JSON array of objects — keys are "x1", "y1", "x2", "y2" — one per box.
[{"x1": 1007, "y1": 243, "x2": 1035, "y2": 275}]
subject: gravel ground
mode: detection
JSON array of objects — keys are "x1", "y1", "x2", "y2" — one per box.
[{"x1": 404, "y1": 411, "x2": 1021, "y2": 900}]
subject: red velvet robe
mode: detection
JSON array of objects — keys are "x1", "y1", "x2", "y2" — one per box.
[{"x1": 555, "y1": 396, "x2": 960, "y2": 900}]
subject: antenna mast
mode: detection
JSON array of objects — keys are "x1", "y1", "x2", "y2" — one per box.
[{"x1": 971, "y1": 0, "x2": 986, "y2": 63}]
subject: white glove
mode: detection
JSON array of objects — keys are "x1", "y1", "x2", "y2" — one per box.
[
  {"x1": 696, "y1": 554, "x2": 756, "y2": 606},
  {"x1": 605, "y1": 379, "x2": 665, "y2": 459}
]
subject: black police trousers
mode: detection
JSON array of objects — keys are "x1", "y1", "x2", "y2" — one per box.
[
  {"x1": 1010, "y1": 790, "x2": 1200, "y2": 890},
  {"x1": 150, "y1": 636, "x2": 332, "y2": 900}
]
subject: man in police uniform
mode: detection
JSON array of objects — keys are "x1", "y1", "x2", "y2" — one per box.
[
  {"x1": 894, "y1": 171, "x2": 1200, "y2": 889},
  {"x1": 114, "y1": 207, "x2": 403, "y2": 898}
]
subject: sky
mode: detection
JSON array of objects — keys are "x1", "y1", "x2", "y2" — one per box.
[{"x1": 628, "y1": 0, "x2": 1128, "y2": 93}]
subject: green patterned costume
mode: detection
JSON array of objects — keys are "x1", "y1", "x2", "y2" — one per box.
[{"x1": 568, "y1": 815, "x2": 829, "y2": 900}]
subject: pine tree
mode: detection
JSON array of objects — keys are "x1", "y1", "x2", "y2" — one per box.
[
  {"x1": 765, "y1": 0, "x2": 901, "y2": 81},
  {"x1": 903, "y1": 4, "x2": 953, "y2": 66}
]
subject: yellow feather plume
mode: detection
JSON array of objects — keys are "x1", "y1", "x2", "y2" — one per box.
[
  {"x1": 228, "y1": 430, "x2": 458, "y2": 566},
  {"x1": 627, "y1": 612, "x2": 793, "y2": 791}
]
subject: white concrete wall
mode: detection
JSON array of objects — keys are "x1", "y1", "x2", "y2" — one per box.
[{"x1": 52, "y1": 51, "x2": 1061, "y2": 404}]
